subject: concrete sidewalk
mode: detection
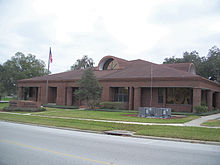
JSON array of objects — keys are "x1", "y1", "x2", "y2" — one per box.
[{"x1": 184, "y1": 113, "x2": 220, "y2": 127}]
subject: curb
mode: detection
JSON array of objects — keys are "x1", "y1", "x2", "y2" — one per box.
[
  {"x1": 132, "y1": 135, "x2": 220, "y2": 146},
  {"x1": 1, "y1": 120, "x2": 220, "y2": 146}
]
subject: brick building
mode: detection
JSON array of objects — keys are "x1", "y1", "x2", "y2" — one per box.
[{"x1": 18, "y1": 55, "x2": 220, "y2": 112}]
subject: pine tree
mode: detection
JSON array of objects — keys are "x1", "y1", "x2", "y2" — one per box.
[{"x1": 75, "y1": 68, "x2": 102, "y2": 109}]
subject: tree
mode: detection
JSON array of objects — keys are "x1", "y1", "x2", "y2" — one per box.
[
  {"x1": 1, "y1": 52, "x2": 48, "y2": 96},
  {"x1": 70, "y1": 55, "x2": 94, "y2": 70},
  {"x1": 163, "y1": 47, "x2": 220, "y2": 83},
  {"x1": 204, "y1": 46, "x2": 220, "y2": 82},
  {"x1": 164, "y1": 51, "x2": 202, "y2": 68},
  {"x1": 163, "y1": 51, "x2": 203, "y2": 75},
  {"x1": 75, "y1": 68, "x2": 102, "y2": 109},
  {"x1": 0, "y1": 64, "x2": 6, "y2": 99}
]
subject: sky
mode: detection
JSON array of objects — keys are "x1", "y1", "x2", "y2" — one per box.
[{"x1": 0, "y1": 0, "x2": 220, "y2": 74}]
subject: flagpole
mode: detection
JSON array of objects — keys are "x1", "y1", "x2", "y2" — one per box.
[{"x1": 46, "y1": 47, "x2": 51, "y2": 104}]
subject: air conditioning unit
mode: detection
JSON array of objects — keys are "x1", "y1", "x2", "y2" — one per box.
[{"x1": 138, "y1": 107, "x2": 171, "y2": 118}]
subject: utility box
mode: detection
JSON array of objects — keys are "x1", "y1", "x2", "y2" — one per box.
[{"x1": 138, "y1": 107, "x2": 171, "y2": 118}]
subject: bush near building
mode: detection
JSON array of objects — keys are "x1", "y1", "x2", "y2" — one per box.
[
  {"x1": 194, "y1": 105, "x2": 209, "y2": 114},
  {"x1": 99, "y1": 102, "x2": 126, "y2": 110}
]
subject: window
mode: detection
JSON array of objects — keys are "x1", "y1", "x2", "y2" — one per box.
[
  {"x1": 103, "y1": 59, "x2": 119, "y2": 70},
  {"x1": 166, "y1": 88, "x2": 192, "y2": 105},
  {"x1": 158, "y1": 88, "x2": 163, "y2": 104},
  {"x1": 29, "y1": 87, "x2": 36, "y2": 97},
  {"x1": 29, "y1": 87, "x2": 33, "y2": 97},
  {"x1": 114, "y1": 87, "x2": 129, "y2": 102}
]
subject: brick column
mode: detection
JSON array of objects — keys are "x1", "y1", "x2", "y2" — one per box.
[
  {"x1": 37, "y1": 87, "x2": 41, "y2": 102},
  {"x1": 134, "y1": 87, "x2": 141, "y2": 110},
  {"x1": 129, "y1": 87, "x2": 133, "y2": 110},
  {"x1": 193, "y1": 88, "x2": 201, "y2": 112},
  {"x1": 41, "y1": 85, "x2": 47, "y2": 104},
  {"x1": 66, "y1": 87, "x2": 72, "y2": 106},
  {"x1": 101, "y1": 86, "x2": 110, "y2": 102},
  {"x1": 56, "y1": 86, "x2": 65, "y2": 105},
  {"x1": 109, "y1": 87, "x2": 114, "y2": 101},
  {"x1": 216, "y1": 92, "x2": 220, "y2": 110},
  {"x1": 163, "y1": 88, "x2": 166, "y2": 108},
  {"x1": 18, "y1": 87, "x2": 23, "y2": 100},
  {"x1": 207, "y1": 90, "x2": 213, "y2": 110}
]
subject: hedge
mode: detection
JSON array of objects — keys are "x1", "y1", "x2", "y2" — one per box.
[{"x1": 99, "y1": 102, "x2": 126, "y2": 110}]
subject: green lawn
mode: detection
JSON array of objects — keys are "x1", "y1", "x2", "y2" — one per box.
[
  {"x1": 202, "y1": 120, "x2": 220, "y2": 127},
  {"x1": 31, "y1": 108, "x2": 199, "y2": 124},
  {"x1": 0, "y1": 97, "x2": 15, "y2": 101},
  {"x1": 0, "y1": 113, "x2": 219, "y2": 142},
  {"x1": 0, "y1": 103, "x2": 9, "y2": 109},
  {"x1": 0, "y1": 105, "x2": 199, "y2": 123}
]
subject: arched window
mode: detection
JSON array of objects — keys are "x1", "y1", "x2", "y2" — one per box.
[{"x1": 102, "y1": 58, "x2": 119, "y2": 70}]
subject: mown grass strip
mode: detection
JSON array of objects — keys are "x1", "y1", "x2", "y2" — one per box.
[
  {"x1": 0, "y1": 113, "x2": 219, "y2": 142},
  {"x1": 33, "y1": 108, "x2": 199, "y2": 124},
  {"x1": 0, "y1": 103, "x2": 9, "y2": 109},
  {"x1": 202, "y1": 120, "x2": 220, "y2": 127}
]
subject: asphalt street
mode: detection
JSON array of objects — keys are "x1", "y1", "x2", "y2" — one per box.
[{"x1": 0, "y1": 121, "x2": 220, "y2": 165}]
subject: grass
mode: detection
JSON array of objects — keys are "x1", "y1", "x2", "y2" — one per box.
[
  {"x1": 0, "y1": 97, "x2": 16, "y2": 101},
  {"x1": 0, "y1": 113, "x2": 219, "y2": 142},
  {"x1": 32, "y1": 108, "x2": 199, "y2": 124},
  {"x1": 202, "y1": 120, "x2": 220, "y2": 127},
  {"x1": 0, "y1": 103, "x2": 9, "y2": 109}
]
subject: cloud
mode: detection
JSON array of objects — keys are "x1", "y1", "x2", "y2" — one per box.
[
  {"x1": 150, "y1": 0, "x2": 220, "y2": 24},
  {"x1": 48, "y1": 18, "x2": 127, "y2": 73},
  {"x1": 0, "y1": 0, "x2": 220, "y2": 74}
]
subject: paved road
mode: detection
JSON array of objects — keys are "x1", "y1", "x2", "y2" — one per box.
[{"x1": 0, "y1": 121, "x2": 220, "y2": 165}]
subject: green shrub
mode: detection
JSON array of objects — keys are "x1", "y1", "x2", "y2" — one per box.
[
  {"x1": 99, "y1": 102, "x2": 126, "y2": 110},
  {"x1": 2, "y1": 107, "x2": 46, "y2": 112},
  {"x1": 213, "y1": 107, "x2": 219, "y2": 111},
  {"x1": 194, "y1": 105, "x2": 208, "y2": 114},
  {"x1": 201, "y1": 101, "x2": 207, "y2": 107}
]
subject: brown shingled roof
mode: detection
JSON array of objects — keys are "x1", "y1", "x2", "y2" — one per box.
[
  {"x1": 18, "y1": 69, "x2": 118, "y2": 82},
  {"x1": 19, "y1": 57, "x2": 199, "y2": 83},
  {"x1": 101, "y1": 60, "x2": 199, "y2": 79},
  {"x1": 161, "y1": 63, "x2": 192, "y2": 72}
]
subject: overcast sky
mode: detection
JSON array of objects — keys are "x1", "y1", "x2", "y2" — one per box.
[{"x1": 0, "y1": 0, "x2": 220, "y2": 73}]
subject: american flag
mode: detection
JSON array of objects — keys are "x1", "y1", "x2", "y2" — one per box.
[{"x1": 49, "y1": 47, "x2": 53, "y2": 63}]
